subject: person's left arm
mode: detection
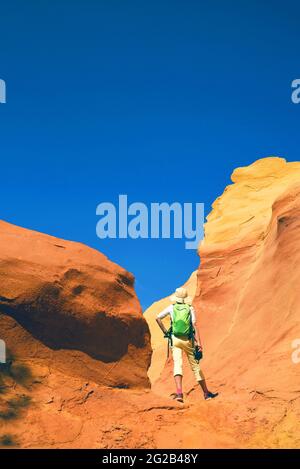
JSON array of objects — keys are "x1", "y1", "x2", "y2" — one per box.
[{"x1": 191, "y1": 306, "x2": 203, "y2": 350}]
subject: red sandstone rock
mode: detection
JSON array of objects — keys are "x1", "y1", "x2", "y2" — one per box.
[
  {"x1": 2, "y1": 157, "x2": 300, "y2": 449},
  {"x1": 145, "y1": 157, "x2": 300, "y2": 448},
  {"x1": 0, "y1": 220, "x2": 151, "y2": 388},
  {"x1": 195, "y1": 158, "x2": 300, "y2": 399}
]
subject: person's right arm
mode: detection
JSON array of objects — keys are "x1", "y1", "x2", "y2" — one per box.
[
  {"x1": 156, "y1": 305, "x2": 172, "y2": 335},
  {"x1": 156, "y1": 317, "x2": 168, "y2": 335}
]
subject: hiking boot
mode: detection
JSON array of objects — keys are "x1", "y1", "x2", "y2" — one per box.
[
  {"x1": 204, "y1": 391, "x2": 218, "y2": 401},
  {"x1": 175, "y1": 393, "x2": 184, "y2": 403}
]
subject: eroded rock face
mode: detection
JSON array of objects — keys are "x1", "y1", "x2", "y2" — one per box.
[
  {"x1": 145, "y1": 157, "x2": 300, "y2": 448},
  {"x1": 147, "y1": 158, "x2": 300, "y2": 393},
  {"x1": 0, "y1": 220, "x2": 151, "y2": 388},
  {"x1": 195, "y1": 157, "x2": 300, "y2": 395},
  {"x1": 2, "y1": 157, "x2": 300, "y2": 449}
]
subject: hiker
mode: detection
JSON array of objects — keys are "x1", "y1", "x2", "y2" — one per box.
[{"x1": 156, "y1": 287, "x2": 218, "y2": 403}]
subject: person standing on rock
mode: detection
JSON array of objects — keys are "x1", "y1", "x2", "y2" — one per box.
[{"x1": 156, "y1": 287, "x2": 218, "y2": 403}]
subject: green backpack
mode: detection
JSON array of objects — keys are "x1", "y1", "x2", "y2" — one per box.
[{"x1": 172, "y1": 303, "x2": 193, "y2": 338}]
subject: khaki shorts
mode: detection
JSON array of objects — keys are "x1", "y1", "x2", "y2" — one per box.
[{"x1": 172, "y1": 335, "x2": 204, "y2": 382}]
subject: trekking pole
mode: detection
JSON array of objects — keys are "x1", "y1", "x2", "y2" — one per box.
[{"x1": 164, "y1": 328, "x2": 172, "y2": 360}]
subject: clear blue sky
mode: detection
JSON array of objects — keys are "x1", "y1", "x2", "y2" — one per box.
[{"x1": 0, "y1": 1, "x2": 299, "y2": 309}]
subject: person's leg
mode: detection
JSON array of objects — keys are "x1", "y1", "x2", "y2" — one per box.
[
  {"x1": 184, "y1": 340, "x2": 217, "y2": 399},
  {"x1": 174, "y1": 374, "x2": 183, "y2": 394},
  {"x1": 172, "y1": 337, "x2": 184, "y2": 400},
  {"x1": 198, "y1": 379, "x2": 209, "y2": 394},
  {"x1": 184, "y1": 340, "x2": 205, "y2": 384}
]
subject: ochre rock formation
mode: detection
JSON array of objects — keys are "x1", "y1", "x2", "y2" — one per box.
[
  {"x1": 0, "y1": 221, "x2": 217, "y2": 449},
  {"x1": 195, "y1": 157, "x2": 300, "y2": 396},
  {"x1": 0, "y1": 220, "x2": 151, "y2": 389},
  {"x1": 146, "y1": 157, "x2": 300, "y2": 448},
  {"x1": 2, "y1": 157, "x2": 300, "y2": 449}
]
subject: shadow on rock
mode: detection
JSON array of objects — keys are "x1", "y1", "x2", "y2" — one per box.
[{"x1": 0, "y1": 349, "x2": 33, "y2": 445}]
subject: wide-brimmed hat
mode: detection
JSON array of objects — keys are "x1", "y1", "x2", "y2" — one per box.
[{"x1": 170, "y1": 287, "x2": 192, "y2": 305}]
